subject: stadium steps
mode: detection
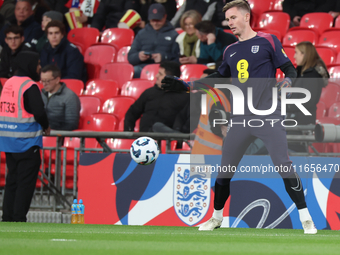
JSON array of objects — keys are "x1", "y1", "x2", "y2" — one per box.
[{"x1": 0, "y1": 210, "x2": 71, "y2": 223}]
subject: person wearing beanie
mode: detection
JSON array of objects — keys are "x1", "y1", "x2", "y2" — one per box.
[{"x1": 35, "y1": 10, "x2": 63, "y2": 53}]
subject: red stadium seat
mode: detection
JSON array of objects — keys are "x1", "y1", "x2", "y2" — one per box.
[
  {"x1": 335, "y1": 15, "x2": 340, "y2": 28},
  {"x1": 0, "y1": 77, "x2": 8, "y2": 86},
  {"x1": 84, "y1": 44, "x2": 116, "y2": 80},
  {"x1": 101, "y1": 96, "x2": 135, "y2": 121},
  {"x1": 319, "y1": 81, "x2": 340, "y2": 110},
  {"x1": 328, "y1": 65, "x2": 340, "y2": 79},
  {"x1": 283, "y1": 46, "x2": 296, "y2": 66},
  {"x1": 297, "y1": 13, "x2": 333, "y2": 36},
  {"x1": 105, "y1": 138, "x2": 134, "y2": 151},
  {"x1": 180, "y1": 64, "x2": 207, "y2": 82},
  {"x1": 99, "y1": 63, "x2": 134, "y2": 89},
  {"x1": 254, "y1": 28, "x2": 281, "y2": 41},
  {"x1": 328, "y1": 102, "x2": 340, "y2": 118},
  {"x1": 120, "y1": 79, "x2": 154, "y2": 100},
  {"x1": 276, "y1": 68, "x2": 284, "y2": 79},
  {"x1": 256, "y1": 12, "x2": 290, "y2": 40},
  {"x1": 117, "y1": 46, "x2": 131, "y2": 63},
  {"x1": 140, "y1": 64, "x2": 160, "y2": 82},
  {"x1": 282, "y1": 29, "x2": 318, "y2": 47},
  {"x1": 67, "y1": 27, "x2": 100, "y2": 55},
  {"x1": 337, "y1": 52, "x2": 340, "y2": 64},
  {"x1": 78, "y1": 95, "x2": 102, "y2": 129},
  {"x1": 82, "y1": 113, "x2": 118, "y2": 131},
  {"x1": 100, "y1": 28, "x2": 134, "y2": 50},
  {"x1": 84, "y1": 79, "x2": 120, "y2": 102},
  {"x1": 316, "y1": 101, "x2": 326, "y2": 119},
  {"x1": 272, "y1": 0, "x2": 283, "y2": 11},
  {"x1": 175, "y1": 28, "x2": 184, "y2": 34},
  {"x1": 247, "y1": 0, "x2": 274, "y2": 26},
  {"x1": 315, "y1": 46, "x2": 337, "y2": 66},
  {"x1": 61, "y1": 79, "x2": 84, "y2": 95},
  {"x1": 318, "y1": 30, "x2": 340, "y2": 53}
]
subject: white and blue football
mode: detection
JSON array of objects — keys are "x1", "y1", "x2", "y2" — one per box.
[{"x1": 130, "y1": 136, "x2": 160, "y2": 165}]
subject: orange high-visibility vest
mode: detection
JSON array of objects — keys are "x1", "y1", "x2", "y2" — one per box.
[
  {"x1": 0, "y1": 76, "x2": 43, "y2": 153},
  {"x1": 192, "y1": 88, "x2": 230, "y2": 155}
]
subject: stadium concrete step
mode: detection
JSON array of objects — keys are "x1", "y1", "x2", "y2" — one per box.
[{"x1": 0, "y1": 210, "x2": 72, "y2": 223}]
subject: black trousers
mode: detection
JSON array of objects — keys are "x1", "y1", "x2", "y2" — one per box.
[{"x1": 2, "y1": 146, "x2": 41, "y2": 222}]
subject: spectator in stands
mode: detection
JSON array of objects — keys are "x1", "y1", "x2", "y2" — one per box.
[
  {"x1": 282, "y1": 0, "x2": 337, "y2": 26},
  {"x1": 135, "y1": 0, "x2": 177, "y2": 23},
  {"x1": 179, "y1": 20, "x2": 237, "y2": 66},
  {"x1": 36, "y1": 10, "x2": 63, "y2": 53},
  {"x1": 40, "y1": 65, "x2": 81, "y2": 130},
  {"x1": 90, "y1": 0, "x2": 135, "y2": 31},
  {"x1": 44, "y1": 0, "x2": 68, "y2": 14},
  {"x1": 210, "y1": 0, "x2": 234, "y2": 28},
  {"x1": 128, "y1": 3, "x2": 180, "y2": 78},
  {"x1": 0, "y1": 0, "x2": 16, "y2": 20},
  {"x1": 66, "y1": 0, "x2": 100, "y2": 27},
  {"x1": 124, "y1": 61, "x2": 189, "y2": 132},
  {"x1": 171, "y1": 0, "x2": 210, "y2": 28},
  {"x1": 287, "y1": 41, "x2": 329, "y2": 152},
  {"x1": 176, "y1": 10, "x2": 202, "y2": 63},
  {"x1": 0, "y1": 25, "x2": 34, "y2": 78},
  {"x1": 29, "y1": 0, "x2": 51, "y2": 23},
  {"x1": 0, "y1": 0, "x2": 44, "y2": 48},
  {"x1": 40, "y1": 20, "x2": 87, "y2": 84}
]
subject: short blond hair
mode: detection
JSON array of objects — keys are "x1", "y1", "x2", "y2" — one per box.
[
  {"x1": 222, "y1": 0, "x2": 251, "y2": 13},
  {"x1": 180, "y1": 10, "x2": 202, "y2": 30}
]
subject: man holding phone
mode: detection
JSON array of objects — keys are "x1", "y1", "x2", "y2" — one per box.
[{"x1": 128, "y1": 3, "x2": 179, "y2": 78}]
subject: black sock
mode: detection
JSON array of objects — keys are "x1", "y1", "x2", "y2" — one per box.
[
  {"x1": 283, "y1": 173, "x2": 307, "y2": 209},
  {"x1": 214, "y1": 179, "x2": 231, "y2": 210}
]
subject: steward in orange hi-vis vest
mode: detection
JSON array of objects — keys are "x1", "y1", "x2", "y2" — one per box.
[
  {"x1": 0, "y1": 77, "x2": 43, "y2": 153},
  {"x1": 191, "y1": 88, "x2": 230, "y2": 155}
]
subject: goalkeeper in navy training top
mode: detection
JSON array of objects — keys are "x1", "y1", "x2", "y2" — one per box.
[{"x1": 162, "y1": 0, "x2": 317, "y2": 234}]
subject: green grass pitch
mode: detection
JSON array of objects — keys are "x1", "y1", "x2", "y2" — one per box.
[{"x1": 0, "y1": 223, "x2": 339, "y2": 255}]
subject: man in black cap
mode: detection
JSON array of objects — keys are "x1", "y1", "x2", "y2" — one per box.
[
  {"x1": 36, "y1": 10, "x2": 64, "y2": 53},
  {"x1": 128, "y1": 3, "x2": 179, "y2": 78}
]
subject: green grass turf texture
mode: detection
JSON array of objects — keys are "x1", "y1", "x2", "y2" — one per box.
[{"x1": 0, "y1": 223, "x2": 339, "y2": 255}]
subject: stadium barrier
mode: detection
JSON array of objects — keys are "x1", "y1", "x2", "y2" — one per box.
[{"x1": 1, "y1": 126, "x2": 339, "y2": 213}]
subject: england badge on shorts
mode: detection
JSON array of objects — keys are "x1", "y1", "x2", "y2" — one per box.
[
  {"x1": 251, "y1": 45, "x2": 259, "y2": 54},
  {"x1": 173, "y1": 164, "x2": 210, "y2": 226}
]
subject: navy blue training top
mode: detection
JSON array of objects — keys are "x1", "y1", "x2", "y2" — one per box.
[{"x1": 218, "y1": 32, "x2": 290, "y2": 116}]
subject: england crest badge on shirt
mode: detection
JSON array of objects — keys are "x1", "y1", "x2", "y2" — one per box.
[
  {"x1": 251, "y1": 45, "x2": 259, "y2": 54},
  {"x1": 173, "y1": 164, "x2": 211, "y2": 226}
]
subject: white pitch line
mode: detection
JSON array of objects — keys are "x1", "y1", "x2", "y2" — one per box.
[{"x1": 50, "y1": 239, "x2": 77, "y2": 241}]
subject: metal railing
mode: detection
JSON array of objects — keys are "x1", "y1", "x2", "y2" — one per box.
[{"x1": 1, "y1": 126, "x2": 339, "y2": 212}]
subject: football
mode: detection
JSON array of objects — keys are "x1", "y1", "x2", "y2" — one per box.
[{"x1": 130, "y1": 136, "x2": 160, "y2": 165}]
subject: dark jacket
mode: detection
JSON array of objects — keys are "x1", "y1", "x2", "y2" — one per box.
[
  {"x1": 36, "y1": 33, "x2": 48, "y2": 53},
  {"x1": 197, "y1": 27, "x2": 237, "y2": 64},
  {"x1": 0, "y1": 15, "x2": 44, "y2": 48},
  {"x1": 40, "y1": 37, "x2": 87, "y2": 84},
  {"x1": 282, "y1": 0, "x2": 337, "y2": 20},
  {"x1": 0, "y1": 42, "x2": 33, "y2": 78},
  {"x1": 124, "y1": 85, "x2": 189, "y2": 132},
  {"x1": 128, "y1": 21, "x2": 179, "y2": 66},
  {"x1": 286, "y1": 63, "x2": 329, "y2": 125},
  {"x1": 91, "y1": 0, "x2": 134, "y2": 30},
  {"x1": 41, "y1": 82, "x2": 81, "y2": 130},
  {"x1": 44, "y1": 0, "x2": 69, "y2": 14}
]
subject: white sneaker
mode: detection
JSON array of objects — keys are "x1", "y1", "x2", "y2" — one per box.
[
  {"x1": 302, "y1": 220, "x2": 317, "y2": 234},
  {"x1": 198, "y1": 217, "x2": 222, "y2": 231}
]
